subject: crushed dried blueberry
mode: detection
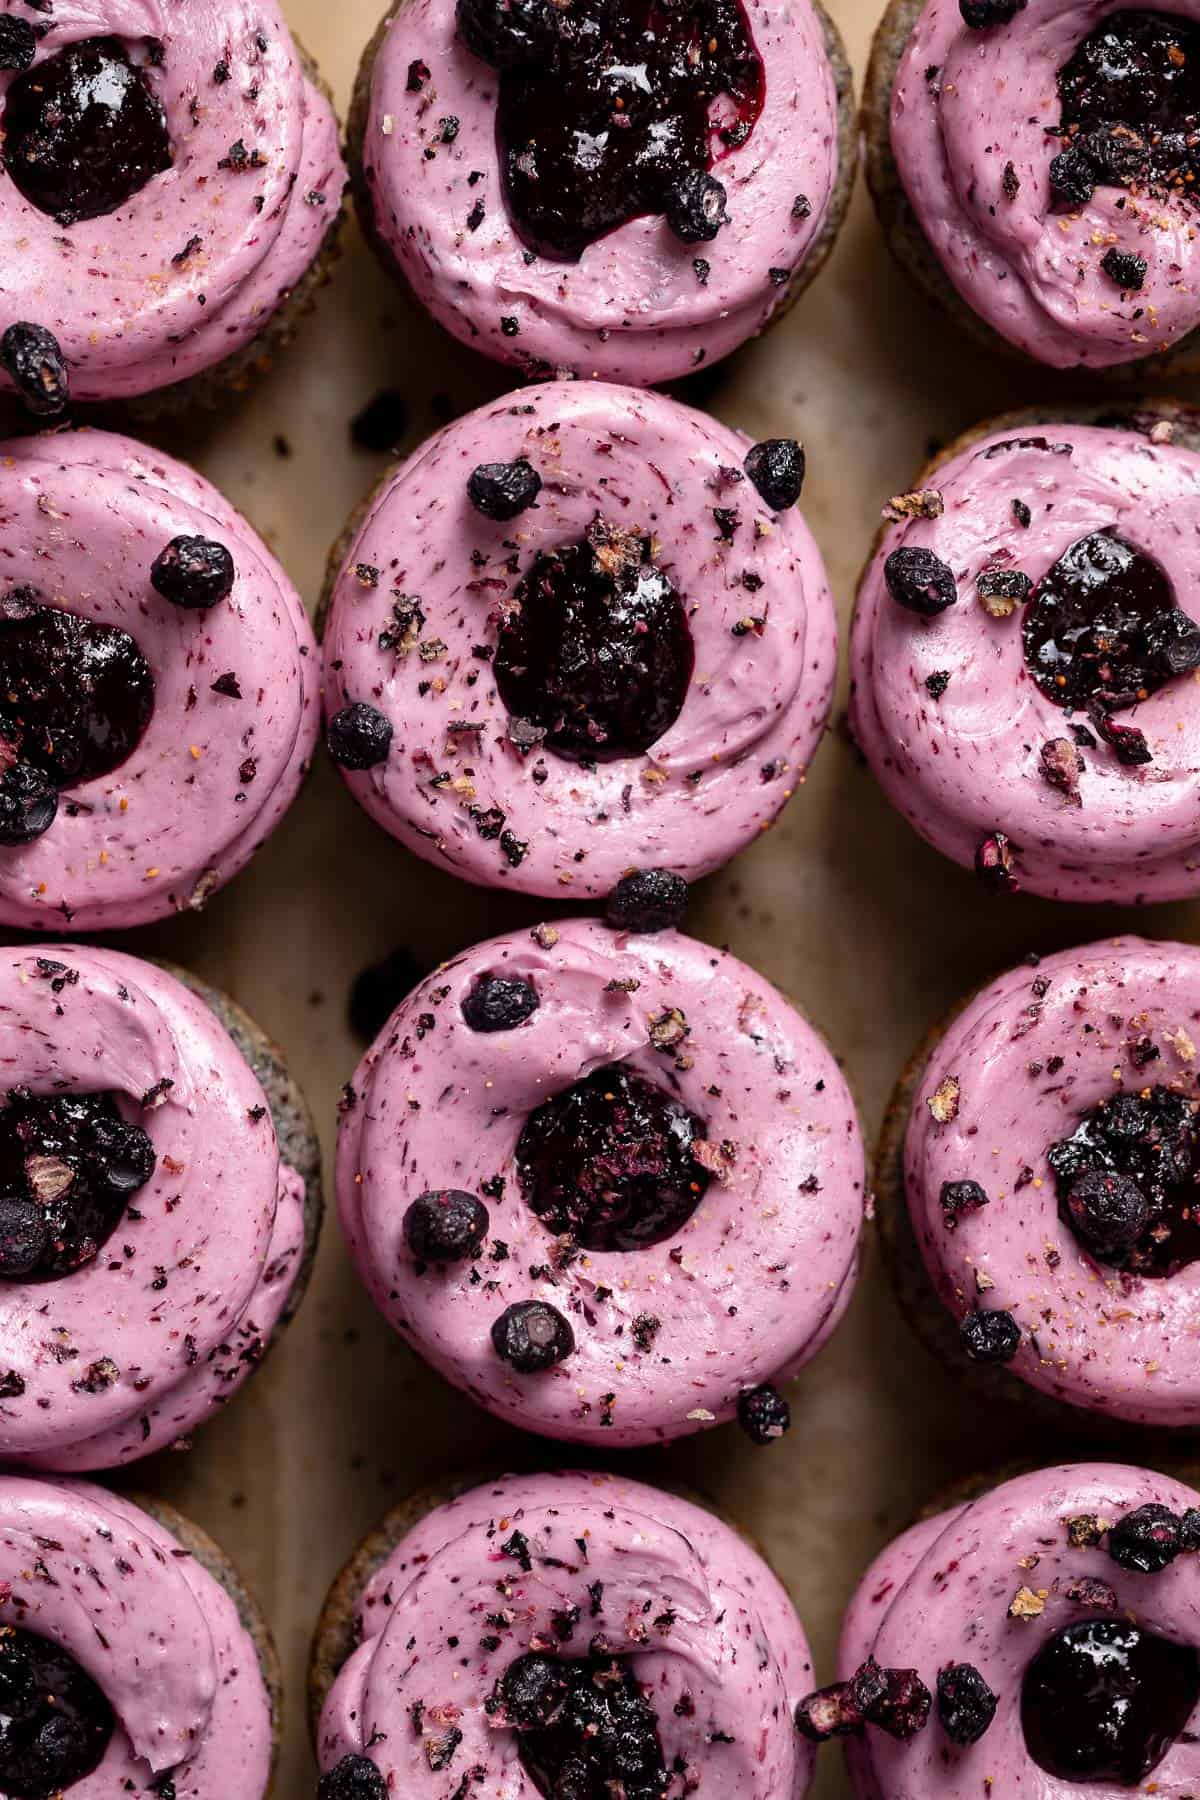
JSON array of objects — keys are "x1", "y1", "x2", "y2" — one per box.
[
  {"x1": 959, "y1": 1307, "x2": 1021, "y2": 1362},
  {"x1": 1049, "y1": 146, "x2": 1095, "y2": 205},
  {"x1": 938, "y1": 1179, "x2": 989, "y2": 1229},
  {"x1": 664, "y1": 169, "x2": 728, "y2": 242},
  {"x1": 0, "y1": 1625, "x2": 114, "y2": 1796},
  {"x1": 327, "y1": 703, "x2": 393, "y2": 771},
  {"x1": 1022, "y1": 1619, "x2": 1200, "y2": 1784},
  {"x1": 1048, "y1": 1086, "x2": 1200, "y2": 1276},
  {"x1": 150, "y1": 537, "x2": 235, "y2": 610},
  {"x1": 1108, "y1": 1503, "x2": 1183, "y2": 1573},
  {"x1": 0, "y1": 765, "x2": 57, "y2": 847},
  {"x1": 796, "y1": 1661, "x2": 932, "y2": 1743},
  {"x1": 317, "y1": 1755, "x2": 388, "y2": 1800},
  {"x1": 467, "y1": 458, "x2": 542, "y2": 521},
  {"x1": 606, "y1": 868, "x2": 689, "y2": 933},
  {"x1": 936, "y1": 1663, "x2": 997, "y2": 1746},
  {"x1": 462, "y1": 971, "x2": 540, "y2": 1032},
  {"x1": 499, "y1": 1651, "x2": 668, "y2": 1800},
  {"x1": 404, "y1": 1190, "x2": 490, "y2": 1262},
  {"x1": 348, "y1": 946, "x2": 425, "y2": 1042},
  {"x1": 744, "y1": 438, "x2": 805, "y2": 511},
  {"x1": 491, "y1": 1298, "x2": 575, "y2": 1371},
  {"x1": 737, "y1": 1382, "x2": 791, "y2": 1444},
  {"x1": 0, "y1": 323, "x2": 68, "y2": 418},
  {"x1": 883, "y1": 546, "x2": 957, "y2": 615}
]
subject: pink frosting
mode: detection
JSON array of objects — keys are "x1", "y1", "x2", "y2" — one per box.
[
  {"x1": 890, "y1": 0, "x2": 1200, "y2": 368},
  {"x1": 0, "y1": 0, "x2": 345, "y2": 404},
  {"x1": 0, "y1": 944, "x2": 307, "y2": 1471},
  {"x1": 904, "y1": 935, "x2": 1200, "y2": 1427},
  {"x1": 0, "y1": 427, "x2": 318, "y2": 931},
  {"x1": 839, "y1": 1462, "x2": 1200, "y2": 1797},
  {"x1": 360, "y1": 0, "x2": 840, "y2": 384},
  {"x1": 324, "y1": 380, "x2": 836, "y2": 898},
  {"x1": 319, "y1": 1468, "x2": 815, "y2": 1798},
  {"x1": 0, "y1": 1476, "x2": 272, "y2": 1794},
  {"x1": 850, "y1": 421, "x2": 1200, "y2": 904},
  {"x1": 337, "y1": 916, "x2": 865, "y2": 1445}
]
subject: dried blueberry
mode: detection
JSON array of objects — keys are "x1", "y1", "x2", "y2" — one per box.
[
  {"x1": 1108, "y1": 1504, "x2": 1183, "y2": 1574},
  {"x1": 0, "y1": 18, "x2": 36, "y2": 72},
  {"x1": 606, "y1": 868, "x2": 689, "y2": 933},
  {"x1": 491, "y1": 1299, "x2": 575, "y2": 1372},
  {"x1": 664, "y1": 170, "x2": 728, "y2": 242},
  {"x1": 0, "y1": 764, "x2": 57, "y2": 846},
  {"x1": 744, "y1": 438, "x2": 806, "y2": 511},
  {"x1": 1181, "y1": 1508, "x2": 1200, "y2": 1552},
  {"x1": 853, "y1": 1661, "x2": 933, "y2": 1741},
  {"x1": 737, "y1": 1382, "x2": 791, "y2": 1444},
  {"x1": 883, "y1": 546, "x2": 957, "y2": 615},
  {"x1": 1144, "y1": 607, "x2": 1200, "y2": 677},
  {"x1": 404, "y1": 1190, "x2": 490, "y2": 1262},
  {"x1": 500, "y1": 1653, "x2": 570, "y2": 1728},
  {"x1": 461, "y1": 972, "x2": 540, "y2": 1032},
  {"x1": 457, "y1": 0, "x2": 559, "y2": 69},
  {"x1": 1066, "y1": 1169, "x2": 1149, "y2": 1258},
  {"x1": 1101, "y1": 247, "x2": 1148, "y2": 289},
  {"x1": 327, "y1": 703, "x2": 393, "y2": 771},
  {"x1": 795, "y1": 1682, "x2": 864, "y2": 1740},
  {"x1": 0, "y1": 1627, "x2": 113, "y2": 1794},
  {"x1": 0, "y1": 1196, "x2": 48, "y2": 1277},
  {"x1": 86, "y1": 1116, "x2": 156, "y2": 1194},
  {"x1": 938, "y1": 1179, "x2": 989, "y2": 1229},
  {"x1": 959, "y1": 0, "x2": 1025, "y2": 25},
  {"x1": 317, "y1": 1756, "x2": 388, "y2": 1800},
  {"x1": 960, "y1": 1307, "x2": 1021, "y2": 1363},
  {"x1": 150, "y1": 536, "x2": 236, "y2": 610},
  {"x1": 1092, "y1": 706, "x2": 1152, "y2": 767},
  {"x1": 0, "y1": 323, "x2": 68, "y2": 418},
  {"x1": 1049, "y1": 148, "x2": 1095, "y2": 207},
  {"x1": 936, "y1": 1663, "x2": 997, "y2": 1746},
  {"x1": 467, "y1": 458, "x2": 542, "y2": 521},
  {"x1": 975, "y1": 831, "x2": 1018, "y2": 892}
]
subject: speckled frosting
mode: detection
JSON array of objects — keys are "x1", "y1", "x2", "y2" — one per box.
[
  {"x1": 850, "y1": 420, "x2": 1200, "y2": 904},
  {"x1": 357, "y1": 0, "x2": 840, "y2": 383},
  {"x1": 0, "y1": 0, "x2": 344, "y2": 404},
  {"x1": 0, "y1": 1475, "x2": 272, "y2": 1793},
  {"x1": 337, "y1": 916, "x2": 865, "y2": 1445},
  {"x1": 0, "y1": 427, "x2": 318, "y2": 932},
  {"x1": 889, "y1": 0, "x2": 1200, "y2": 368},
  {"x1": 0, "y1": 944, "x2": 306, "y2": 1471},
  {"x1": 319, "y1": 1468, "x2": 816, "y2": 1797},
  {"x1": 840, "y1": 1462, "x2": 1200, "y2": 1797},
  {"x1": 324, "y1": 381, "x2": 836, "y2": 898}
]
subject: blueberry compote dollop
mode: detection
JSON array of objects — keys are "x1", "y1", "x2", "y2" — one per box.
[
  {"x1": 515, "y1": 1061, "x2": 709, "y2": 1250},
  {"x1": 1054, "y1": 12, "x2": 1200, "y2": 210},
  {"x1": 0, "y1": 1088, "x2": 156, "y2": 1282},
  {"x1": 0, "y1": 1625, "x2": 115, "y2": 1799},
  {"x1": 498, "y1": 1651, "x2": 669, "y2": 1800},
  {"x1": 494, "y1": 521, "x2": 693, "y2": 761},
  {"x1": 4, "y1": 36, "x2": 173, "y2": 226},
  {"x1": 1022, "y1": 1619, "x2": 1200, "y2": 1786},
  {"x1": 455, "y1": 0, "x2": 764, "y2": 259},
  {"x1": 1048, "y1": 1085, "x2": 1200, "y2": 1277}
]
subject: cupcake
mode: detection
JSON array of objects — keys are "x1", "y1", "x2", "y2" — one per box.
[
  {"x1": 0, "y1": 942, "x2": 321, "y2": 1471},
  {"x1": 864, "y1": 0, "x2": 1200, "y2": 371},
  {"x1": 876, "y1": 934, "x2": 1200, "y2": 1432},
  {"x1": 346, "y1": 0, "x2": 855, "y2": 385},
  {"x1": 311, "y1": 1468, "x2": 817, "y2": 1798},
  {"x1": 821, "y1": 1461, "x2": 1200, "y2": 1794},
  {"x1": 0, "y1": 1474, "x2": 278, "y2": 1796},
  {"x1": 336, "y1": 915, "x2": 865, "y2": 1447},
  {"x1": 0, "y1": 427, "x2": 319, "y2": 932},
  {"x1": 322, "y1": 379, "x2": 836, "y2": 899},
  {"x1": 850, "y1": 403, "x2": 1200, "y2": 903},
  {"x1": 0, "y1": 1, "x2": 346, "y2": 415}
]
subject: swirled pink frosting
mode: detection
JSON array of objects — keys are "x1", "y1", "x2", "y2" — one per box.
[
  {"x1": 0, "y1": 944, "x2": 306, "y2": 1472},
  {"x1": 360, "y1": 0, "x2": 840, "y2": 384},
  {"x1": 0, "y1": 1475, "x2": 272, "y2": 1794},
  {"x1": 850, "y1": 421, "x2": 1200, "y2": 904},
  {"x1": 324, "y1": 380, "x2": 836, "y2": 898},
  {"x1": 0, "y1": 427, "x2": 318, "y2": 932},
  {"x1": 905, "y1": 935, "x2": 1200, "y2": 1427},
  {"x1": 839, "y1": 1462, "x2": 1200, "y2": 1797},
  {"x1": 337, "y1": 917, "x2": 865, "y2": 1445},
  {"x1": 319, "y1": 1469, "x2": 815, "y2": 1798},
  {"x1": 0, "y1": 0, "x2": 344, "y2": 404}
]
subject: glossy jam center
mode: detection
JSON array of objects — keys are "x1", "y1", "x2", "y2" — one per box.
[
  {"x1": 1022, "y1": 1619, "x2": 1200, "y2": 1786},
  {"x1": 0, "y1": 591, "x2": 155, "y2": 788},
  {"x1": 4, "y1": 35, "x2": 172, "y2": 226},
  {"x1": 515, "y1": 1061, "x2": 710, "y2": 1251},
  {"x1": 1057, "y1": 11, "x2": 1200, "y2": 198},
  {"x1": 0, "y1": 1625, "x2": 115, "y2": 1799},
  {"x1": 1048, "y1": 1084, "x2": 1200, "y2": 1278},
  {"x1": 494, "y1": 524, "x2": 694, "y2": 761},
  {"x1": 506, "y1": 1653, "x2": 669, "y2": 1800}
]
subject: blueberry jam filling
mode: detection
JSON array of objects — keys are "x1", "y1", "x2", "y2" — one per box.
[
  {"x1": 1022, "y1": 1619, "x2": 1200, "y2": 1786},
  {"x1": 1052, "y1": 12, "x2": 1200, "y2": 212},
  {"x1": 1048, "y1": 1085, "x2": 1200, "y2": 1277},
  {"x1": 514, "y1": 1061, "x2": 709, "y2": 1251},
  {"x1": 0, "y1": 1625, "x2": 114, "y2": 1798},
  {"x1": 494, "y1": 521, "x2": 693, "y2": 762},
  {"x1": 497, "y1": 1651, "x2": 668, "y2": 1800},
  {"x1": 456, "y1": 0, "x2": 764, "y2": 260},
  {"x1": 4, "y1": 36, "x2": 173, "y2": 226},
  {"x1": 0, "y1": 1088, "x2": 155, "y2": 1283}
]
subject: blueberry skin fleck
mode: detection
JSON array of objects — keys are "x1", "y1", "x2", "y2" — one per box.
[{"x1": 327, "y1": 703, "x2": 394, "y2": 771}]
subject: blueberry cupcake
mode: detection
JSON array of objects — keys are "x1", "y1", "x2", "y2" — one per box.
[
  {"x1": 346, "y1": 0, "x2": 855, "y2": 384},
  {"x1": 850, "y1": 403, "x2": 1200, "y2": 903},
  {"x1": 0, "y1": 1474, "x2": 279, "y2": 1796},
  {"x1": 0, "y1": 0, "x2": 345, "y2": 415},
  {"x1": 0, "y1": 427, "x2": 319, "y2": 931},
  {"x1": 311, "y1": 1469, "x2": 817, "y2": 1799},
  {"x1": 337, "y1": 914, "x2": 865, "y2": 1447},
  {"x1": 865, "y1": 0, "x2": 1200, "y2": 372},
  {"x1": 0, "y1": 942, "x2": 321, "y2": 1471},
  {"x1": 322, "y1": 380, "x2": 836, "y2": 898},
  {"x1": 816, "y1": 1461, "x2": 1200, "y2": 1794}
]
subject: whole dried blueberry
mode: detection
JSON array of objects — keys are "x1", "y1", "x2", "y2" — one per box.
[
  {"x1": 461, "y1": 972, "x2": 540, "y2": 1032},
  {"x1": 0, "y1": 763, "x2": 57, "y2": 846},
  {"x1": 939, "y1": 1179, "x2": 989, "y2": 1229},
  {"x1": 500, "y1": 1653, "x2": 571, "y2": 1728},
  {"x1": 937, "y1": 1663, "x2": 997, "y2": 1746},
  {"x1": 1108, "y1": 1503, "x2": 1183, "y2": 1574},
  {"x1": 327, "y1": 703, "x2": 393, "y2": 771},
  {"x1": 150, "y1": 536, "x2": 236, "y2": 609},
  {"x1": 737, "y1": 1382, "x2": 791, "y2": 1444},
  {"x1": 606, "y1": 868, "x2": 689, "y2": 933},
  {"x1": 960, "y1": 1307, "x2": 1021, "y2": 1363},
  {"x1": 744, "y1": 438, "x2": 806, "y2": 511},
  {"x1": 1144, "y1": 607, "x2": 1200, "y2": 677},
  {"x1": 664, "y1": 170, "x2": 728, "y2": 242},
  {"x1": 404, "y1": 1190, "x2": 490, "y2": 1262},
  {"x1": 86, "y1": 1116, "x2": 156, "y2": 1194},
  {"x1": 1101, "y1": 247, "x2": 1148, "y2": 290},
  {"x1": 0, "y1": 1196, "x2": 48, "y2": 1277},
  {"x1": 0, "y1": 17, "x2": 36, "y2": 71},
  {"x1": 0, "y1": 323, "x2": 68, "y2": 418},
  {"x1": 317, "y1": 1755, "x2": 388, "y2": 1800},
  {"x1": 959, "y1": 0, "x2": 1025, "y2": 25},
  {"x1": 467, "y1": 458, "x2": 542, "y2": 521},
  {"x1": 1066, "y1": 1169, "x2": 1149, "y2": 1258},
  {"x1": 491, "y1": 1299, "x2": 575, "y2": 1372},
  {"x1": 456, "y1": 0, "x2": 560, "y2": 69},
  {"x1": 1048, "y1": 148, "x2": 1095, "y2": 207},
  {"x1": 883, "y1": 546, "x2": 957, "y2": 615}
]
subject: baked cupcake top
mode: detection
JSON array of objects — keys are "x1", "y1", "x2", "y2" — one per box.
[
  {"x1": 355, "y1": 0, "x2": 843, "y2": 383},
  {"x1": 0, "y1": 427, "x2": 318, "y2": 931},
  {"x1": 851, "y1": 418, "x2": 1200, "y2": 903},
  {"x1": 318, "y1": 1469, "x2": 816, "y2": 1799},
  {"x1": 836, "y1": 1462, "x2": 1200, "y2": 1795},
  {"x1": 0, "y1": 0, "x2": 344, "y2": 407},
  {"x1": 324, "y1": 380, "x2": 834, "y2": 899},
  {"x1": 337, "y1": 916, "x2": 864, "y2": 1446},
  {"x1": 888, "y1": 0, "x2": 1200, "y2": 368},
  {"x1": 0, "y1": 944, "x2": 307, "y2": 1471}
]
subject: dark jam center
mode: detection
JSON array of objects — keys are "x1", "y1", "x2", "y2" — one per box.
[
  {"x1": 512, "y1": 1656, "x2": 669, "y2": 1800},
  {"x1": 463, "y1": 0, "x2": 763, "y2": 260},
  {"x1": 515, "y1": 1061, "x2": 710, "y2": 1251},
  {"x1": 1057, "y1": 11, "x2": 1200, "y2": 201},
  {"x1": 1022, "y1": 529, "x2": 1185, "y2": 711},
  {"x1": 493, "y1": 524, "x2": 694, "y2": 761},
  {"x1": 4, "y1": 35, "x2": 173, "y2": 226},
  {"x1": 0, "y1": 591, "x2": 155, "y2": 788},
  {"x1": 0, "y1": 1625, "x2": 115, "y2": 1799},
  {"x1": 1022, "y1": 1619, "x2": 1200, "y2": 1786},
  {"x1": 1048, "y1": 1085, "x2": 1200, "y2": 1278}
]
